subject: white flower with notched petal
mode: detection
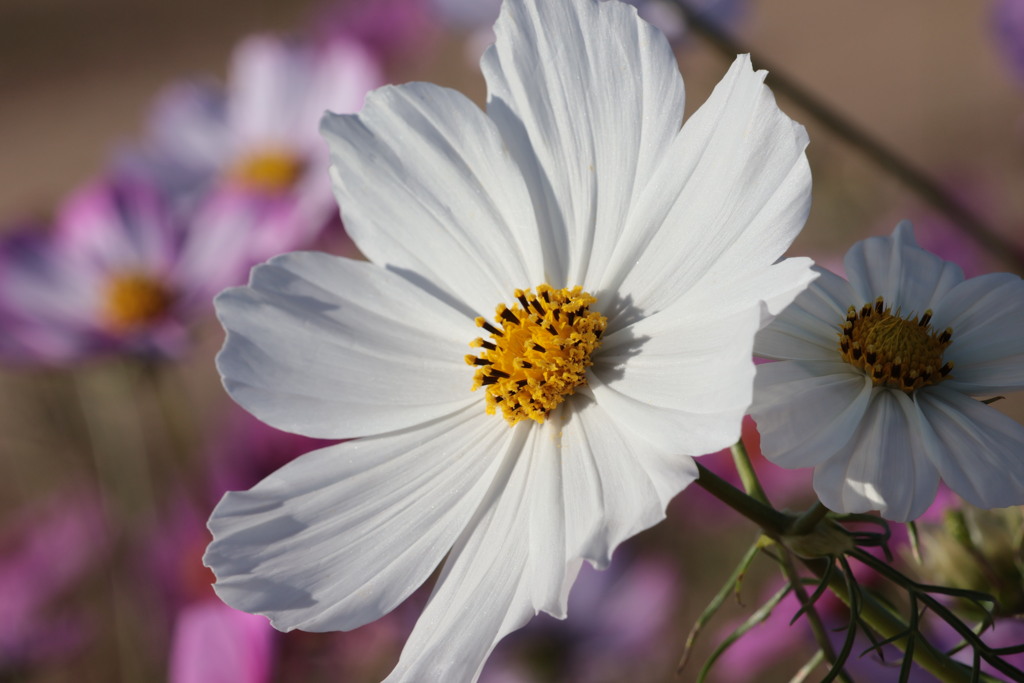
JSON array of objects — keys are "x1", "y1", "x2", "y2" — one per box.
[
  {"x1": 751, "y1": 222, "x2": 1024, "y2": 522},
  {"x1": 204, "y1": 0, "x2": 815, "y2": 680}
]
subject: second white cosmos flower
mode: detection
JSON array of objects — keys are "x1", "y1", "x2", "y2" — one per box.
[
  {"x1": 751, "y1": 222, "x2": 1024, "y2": 522},
  {"x1": 205, "y1": 0, "x2": 815, "y2": 680}
]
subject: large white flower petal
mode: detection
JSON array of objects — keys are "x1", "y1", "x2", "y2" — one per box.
[
  {"x1": 204, "y1": 405, "x2": 511, "y2": 633},
  {"x1": 752, "y1": 361, "x2": 873, "y2": 469},
  {"x1": 589, "y1": 302, "x2": 760, "y2": 455},
  {"x1": 382, "y1": 396, "x2": 698, "y2": 683},
  {"x1": 755, "y1": 266, "x2": 857, "y2": 361},
  {"x1": 215, "y1": 252, "x2": 476, "y2": 439},
  {"x1": 559, "y1": 397, "x2": 696, "y2": 568},
  {"x1": 916, "y1": 388, "x2": 1024, "y2": 509},
  {"x1": 605, "y1": 54, "x2": 811, "y2": 317},
  {"x1": 480, "y1": 0, "x2": 685, "y2": 286},
  {"x1": 933, "y1": 272, "x2": 1024, "y2": 392},
  {"x1": 843, "y1": 221, "x2": 964, "y2": 316},
  {"x1": 382, "y1": 427, "x2": 569, "y2": 683},
  {"x1": 812, "y1": 390, "x2": 939, "y2": 521},
  {"x1": 321, "y1": 83, "x2": 544, "y2": 318}
]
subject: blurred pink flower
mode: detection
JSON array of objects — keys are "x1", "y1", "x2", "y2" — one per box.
[
  {"x1": 0, "y1": 488, "x2": 109, "y2": 668},
  {"x1": 128, "y1": 34, "x2": 384, "y2": 261},
  {"x1": 169, "y1": 600, "x2": 275, "y2": 683},
  {"x1": 0, "y1": 180, "x2": 249, "y2": 363}
]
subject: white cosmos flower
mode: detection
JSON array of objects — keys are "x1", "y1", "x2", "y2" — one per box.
[
  {"x1": 205, "y1": 0, "x2": 815, "y2": 680},
  {"x1": 751, "y1": 221, "x2": 1024, "y2": 522}
]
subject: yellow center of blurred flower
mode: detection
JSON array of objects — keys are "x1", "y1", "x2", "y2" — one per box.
[
  {"x1": 466, "y1": 285, "x2": 607, "y2": 426},
  {"x1": 229, "y1": 150, "x2": 304, "y2": 193},
  {"x1": 104, "y1": 273, "x2": 172, "y2": 329},
  {"x1": 838, "y1": 296, "x2": 953, "y2": 393}
]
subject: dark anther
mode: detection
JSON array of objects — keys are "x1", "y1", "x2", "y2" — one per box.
[
  {"x1": 939, "y1": 328, "x2": 952, "y2": 344},
  {"x1": 494, "y1": 395, "x2": 505, "y2": 402},
  {"x1": 919, "y1": 311, "x2": 932, "y2": 327},
  {"x1": 940, "y1": 362, "x2": 954, "y2": 377},
  {"x1": 490, "y1": 369, "x2": 511, "y2": 379},
  {"x1": 567, "y1": 312, "x2": 576, "y2": 325},
  {"x1": 472, "y1": 357, "x2": 492, "y2": 366},
  {"x1": 520, "y1": 361, "x2": 533, "y2": 369},
  {"x1": 891, "y1": 362, "x2": 902, "y2": 377},
  {"x1": 840, "y1": 338, "x2": 851, "y2": 352},
  {"x1": 516, "y1": 293, "x2": 529, "y2": 309},
  {"x1": 595, "y1": 329, "x2": 603, "y2": 338},
  {"x1": 541, "y1": 290, "x2": 550, "y2": 303},
  {"x1": 874, "y1": 297, "x2": 884, "y2": 314},
  {"x1": 547, "y1": 324, "x2": 557, "y2": 334},
  {"x1": 516, "y1": 379, "x2": 528, "y2": 387},
  {"x1": 861, "y1": 304, "x2": 872, "y2": 317},
  {"x1": 481, "y1": 321, "x2": 502, "y2": 337},
  {"x1": 531, "y1": 299, "x2": 545, "y2": 316},
  {"x1": 865, "y1": 349, "x2": 877, "y2": 365},
  {"x1": 873, "y1": 364, "x2": 885, "y2": 379},
  {"x1": 481, "y1": 375, "x2": 498, "y2": 386},
  {"x1": 533, "y1": 343, "x2": 546, "y2": 352},
  {"x1": 500, "y1": 308, "x2": 520, "y2": 325},
  {"x1": 553, "y1": 309, "x2": 560, "y2": 320},
  {"x1": 852, "y1": 345, "x2": 863, "y2": 360},
  {"x1": 480, "y1": 341, "x2": 496, "y2": 350}
]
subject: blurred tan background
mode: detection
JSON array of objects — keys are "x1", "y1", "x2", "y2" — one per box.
[{"x1": 3, "y1": 0, "x2": 1024, "y2": 247}]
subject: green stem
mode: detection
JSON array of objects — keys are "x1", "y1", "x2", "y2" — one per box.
[
  {"x1": 695, "y1": 465, "x2": 988, "y2": 682},
  {"x1": 730, "y1": 439, "x2": 770, "y2": 505},
  {"x1": 788, "y1": 502, "x2": 831, "y2": 536},
  {"x1": 802, "y1": 557, "x2": 988, "y2": 683},
  {"x1": 695, "y1": 462, "x2": 792, "y2": 535},
  {"x1": 776, "y1": 551, "x2": 849, "y2": 682},
  {"x1": 669, "y1": 1, "x2": 1024, "y2": 273}
]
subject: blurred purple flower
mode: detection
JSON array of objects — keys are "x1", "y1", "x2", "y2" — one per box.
[
  {"x1": 0, "y1": 488, "x2": 109, "y2": 668},
  {"x1": 0, "y1": 180, "x2": 249, "y2": 363},
  {"x1": 481, "y1": 554, "x2": 678, "y2": 683},
  {"x1": 312, "y1": 0, "x2": 439, "y2": 64},
  {"x1": 994, "y1": 0, "x2": 1024, "y2": 84},
  {"x1": 127, "y1": 34, "x2": 384, "y2": 261}
]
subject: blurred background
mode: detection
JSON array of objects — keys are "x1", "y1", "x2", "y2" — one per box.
[{"x1": 1, "y1": 0, "x2": 1023, "y2": 681}]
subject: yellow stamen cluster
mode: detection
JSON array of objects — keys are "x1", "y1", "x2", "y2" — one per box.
[
  {"x1": 838, "y1": 296, "x2": 953, "y2": 393},
  {"x1": 229, "y1": 149, "x2": 304, "y2": 193},
  {"x1": 466, "y1": 285, "x2": 607, "y2": 426},
  {"x1": 104, "y1": 273, "x2": 172, "y2": 329}
]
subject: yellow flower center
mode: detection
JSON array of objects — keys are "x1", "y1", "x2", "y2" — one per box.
[
  {"x1": 104, "y1": 273, "x2": 172, "y2": 329},
  {"x1": 229, "y1": 149, "x2": 304, "y2": 193},
  {"x1": 466, "y1": 285, "x2": 607, "y2": 426},
  {"x1": 838, "y1": 296, "x2": 954, "y2": 393}
]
